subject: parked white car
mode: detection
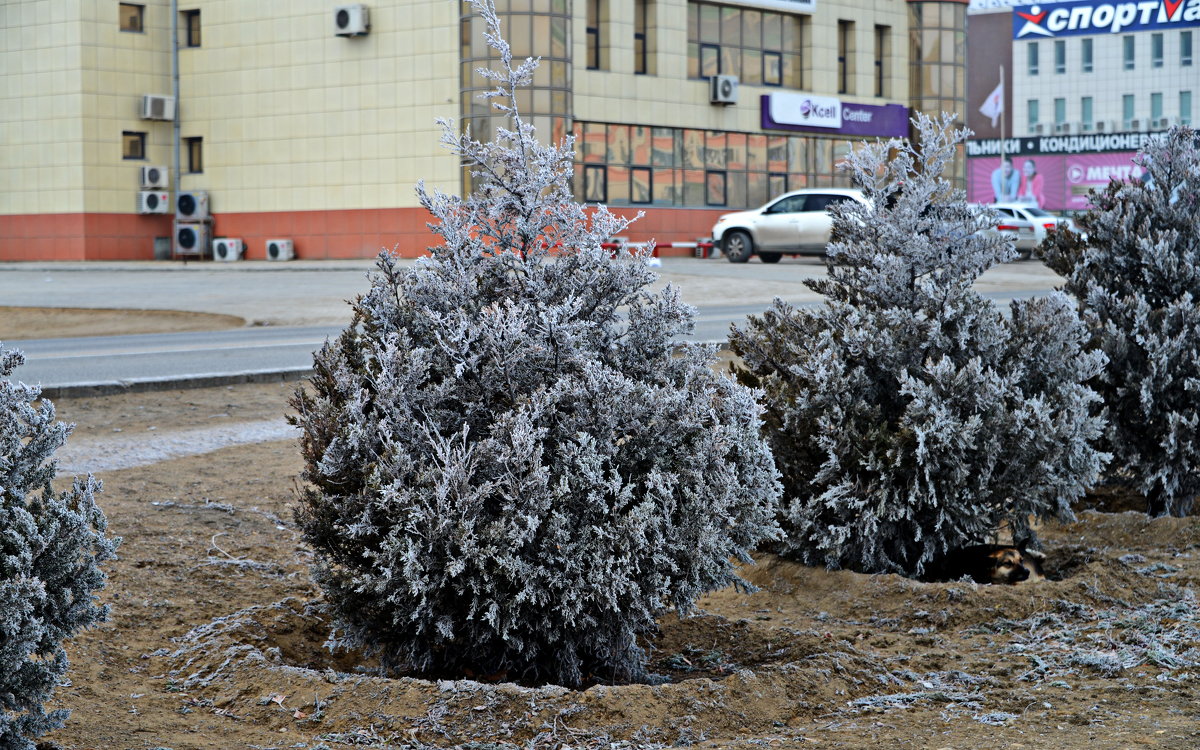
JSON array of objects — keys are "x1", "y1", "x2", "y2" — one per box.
[
  {"x1": 989, "y1": 203, "x2": 1079, "y2": 257},
  {"x1": 711, "y1": 188, "x2": 868, "y2": 263}
]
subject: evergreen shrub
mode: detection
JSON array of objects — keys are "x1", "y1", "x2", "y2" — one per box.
[
  {"x1": 1041, "y1": 126, "x2": 1200, "y2": 516},
  {"x1": 729, "y1": 114, "x2": 1108, "y2": 577},
  {"x1": 290, "y1": 0, "x2": 780, "y2": 689},
  {"x1": 0, "y1": 345, "x2": 118, "y2": 750}
]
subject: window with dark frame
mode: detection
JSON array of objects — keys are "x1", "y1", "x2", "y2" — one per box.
[
  {"x1": 687, "y1": 2, "x2": 802, "y2": 87},
  {"x1": 1028, "y1": 42, "x2": 1039, "y2": 75},
  {"x1": 1082, "y1": 38, "x2": 1093, "y2": 72},
  {"x1": 1184, "y1": 31, "x2": 1194, "y2": 66},
  {"x1": 874, "y1": 25, "x2": 889, "y2": 97},
  {"x1": 705, "y1": 170, "x2": 726, "y2": 206},
  {"x1": 1123, "y1": 35, "x2": 1135, "y2": 70},
  {"x1": 586, "y1": 0, "x2": 601, "y2": 70},
  {"x1": 583, "y1": 164, "x2": 606, "y2": 203},
  {"x1": 634, "y1": 0, "x2": 648, "y2": 74},
  {"x1": 1151, "y1": 33, "x2": 1163, "y2": 67},
  {"x1": 119, "y1": 3, "x2": 144, "y2": 32},
  {"x1": 631, "y1": 167, "x2": 652, "y2": 203},
  {"x1": 837, "y1": 20, "x2": 853, "y2": 94},
  {"x1": 185, "y1": 137, "x2": 203, "y2": 173},
  {"x1": 183, "y1": 10, "x2": 201, "y2": 47},
  {"x1": 1054, "y1": 40, "x2": 1065, "y2": 73},
  {"x1": 122, "y1": 131, "x2": 146, "y2": 160}
]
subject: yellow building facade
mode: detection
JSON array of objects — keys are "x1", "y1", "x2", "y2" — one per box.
[{"x1": 1, "y1": 0, "x2": 954, "y2": 261}]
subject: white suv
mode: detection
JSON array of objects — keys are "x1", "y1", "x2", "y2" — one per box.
[{"x1": 711, "y1": 188, "x2": 868, "y2": 263}]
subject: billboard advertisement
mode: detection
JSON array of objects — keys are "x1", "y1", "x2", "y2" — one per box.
[
  {"x1": 968, "y1": 151, "x2": 1145, "y2": 210},
  {"x1": 966, "y1": 11, "x2": 1014, "y2": 140}
]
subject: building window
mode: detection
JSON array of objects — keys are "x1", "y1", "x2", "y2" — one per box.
[
  {"x1": 837, "y1": 20, "x2": 854, "y2": 94},
  {"x1": 183, "y1": 9, "x2": 201, "y2": 47},
  {"x1": 1123, "y1": 35, "x2": 1135, "y2": 69},
  {"x1": 122, "y1": 131, "x2": 146, "y2": 160},
  {"x1": 1151, "y1": 92, "x2": 1163, "y2": 125},
  {"x1": 1123, "y1": 94, "x2": 1135, "y2": 130},
  {"x1": 1082, "y1": 38, "x2": 1093, "y2": 72},
  {"x1": 185, "y1": 137, "x2": 203, "y2": 173},
  {"x1": 1151, "y1": 33, "x2": 1163, "y2": 68},
  {"x1": 574, "y1": 122, "x2": 849, "y2": 208},
  {"x1": 1054, "y1": 40, "x2": 1065, "y2": 73},
  {"x1": 874, "y1": 25, "x2": 890, "y2": 97},
  {"x1": 1082, "y1": 96, "x2": 1093, "y2": 130},
  {"x1": 583, "y1": 164, "x2": 607, "y2": 202},
  {"x1": 1182, "y1": 90, "x2": 1193, "y2": 126},
  {"x1": 1054, "y1": 97, "x2": 1066, "y2": 127},
  {"x1": 1027, "y1": 42, "x2": 1038, "y2": 75},
  {"x1": 633, "y1": 0, "x2": 649, "y2": 74},
  {"x1": 1028, "y1": 99, "x2": 1039, "y2": 130},
  {"x1": 687, "y1": 3, "x2": 803, "y2": 88},
  {"x1": 706, "y1": 170, "x2": 727, "y2": 206},
  {"x1": 586, "y1": 0, "x2": 602, "y2": 70},
  {"x1": 1183, "y1": 31, "x2": 1193, "y2": 66},
  {"x1": 119, "y1": 3, "x2": 144, "y2": 32}
]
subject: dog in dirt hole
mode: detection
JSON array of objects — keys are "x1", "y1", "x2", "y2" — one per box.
[{"x1": 925, "y1": 545, "x2": 1046, "y2": 585}]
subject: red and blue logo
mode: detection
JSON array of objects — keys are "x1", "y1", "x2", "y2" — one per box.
[{"x1": 1013, "y1": 0, "x2": 1200, "y2": 39}]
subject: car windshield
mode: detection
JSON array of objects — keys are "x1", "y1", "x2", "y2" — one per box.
[{"x1": 1022, "y1": 207, "x2": 1053, "y2": 217}]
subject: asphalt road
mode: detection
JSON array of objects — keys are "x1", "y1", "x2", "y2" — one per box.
[{"x1": 1, "y1": 257, "x2": 1064, "y2": 394}]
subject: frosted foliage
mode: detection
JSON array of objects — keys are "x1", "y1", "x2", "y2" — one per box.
[
  {"x1": 0, "y1": 345, "x2": 118, "y2": 750},
  {"x1": 290, "y1": 0, "x2": 780, "y2": 689},
  {"x1": 730, "y1": 114, "x2": 1107, "y2": 577},
  {"x1": 1042, "y1": 127, "x2": 1200, "y2": 516}
]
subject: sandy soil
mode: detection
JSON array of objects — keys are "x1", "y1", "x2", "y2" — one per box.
[{"x1": 12, "y1": 309, "x2": 1198, "y2": 749}]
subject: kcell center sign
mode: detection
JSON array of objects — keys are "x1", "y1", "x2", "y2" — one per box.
[
  {"x1": 1013, "y1": 0, "x2": 1200, "y2": 38},
  {"x1": 762, "y1": 92, "x2": 910, "y2": 137}
]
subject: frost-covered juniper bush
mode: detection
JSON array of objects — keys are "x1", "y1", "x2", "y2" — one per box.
[
  {"x1": 290, "y1": 0, "x2": 780, "y2": 689},
  {"x1": 1041, "y1": 126, "x2": 1200, "y2": 517},
  {"x1": 0, "y1": 345, "x2": 118, "y2": 750},
  {"x1": 730, "y1": 114, "x2": 1107, "y2": 578}
]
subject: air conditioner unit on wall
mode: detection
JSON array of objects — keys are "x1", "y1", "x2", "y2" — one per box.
[
  {"x1": 140, "y1": 165, "x2": 169, "y2": 189},
  {"x1": 213, "y1": 238, "x2": 245, "y2": 262},
  {"x1": 266, "y1": 239, "x2": 294, "y2": 261},
  {"x1": 334, "y1": 4, "x2": 370, "y2": 36},
  {"x1": 176, "y1": 190, "x2": 210, "y2": 221},
  {"x1": 710, "y1": 74, "x2": 738, "y2": 105},
  {"x1": 174, "y1": 223, "x2": 210, "y2": 257},
  {"x1": 1131, "y1": 119, "x2": 1142, "y2": 131},
  {"x1": 1032, "y1": 123, "x2": 1045, "y2": 134},
  {"x1": 1093, "y1": 120, "x2": 1106, "y2": 132},
  {"x1": 1054, "y1": 122, "x2": 1071, "y2": 134},
  {"x1": 136, "y1": 191, "x2": 170, "y2": 215},
  {"x1": 1151, "y1": 117, "x2": 1169, "y2": 130},
  {"x1": 141, "y1": 95, "x2": 176, "y2": 121}
]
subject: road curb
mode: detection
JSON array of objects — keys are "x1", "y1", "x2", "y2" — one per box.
[{"x1": 37, "y1": 367, "x2": 314, "y2": 400}]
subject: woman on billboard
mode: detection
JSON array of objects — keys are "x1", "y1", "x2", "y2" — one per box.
[{"x1": 1017, "y1": 158, "x2": 1044, "y2": 207}]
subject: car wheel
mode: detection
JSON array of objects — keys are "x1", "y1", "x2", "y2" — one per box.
[
  {"x1": 724, "y1": 231, "x2": 754, "y2": 263},
  {"x1": 759, "y1": 252, "x2": 782, "y2": 263}
]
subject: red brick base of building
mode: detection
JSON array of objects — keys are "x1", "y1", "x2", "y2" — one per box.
[{"x1": 0, "y1": 206, "x2": 725, "y2": 261}]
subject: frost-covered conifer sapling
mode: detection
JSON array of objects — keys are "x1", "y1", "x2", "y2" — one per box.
[
  {"x1": 1041, "y1": 126, "x2": 1200, "y2": 517},
  {"x1": 290, "y1": 0, "x2": 780, "y2": 689},
  {"x1": 0, "y1": 345, "x2": 118, "y2": 750},
  {"x1": 730, "y1": 113, "x2": 1107, "y2": 577}
]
